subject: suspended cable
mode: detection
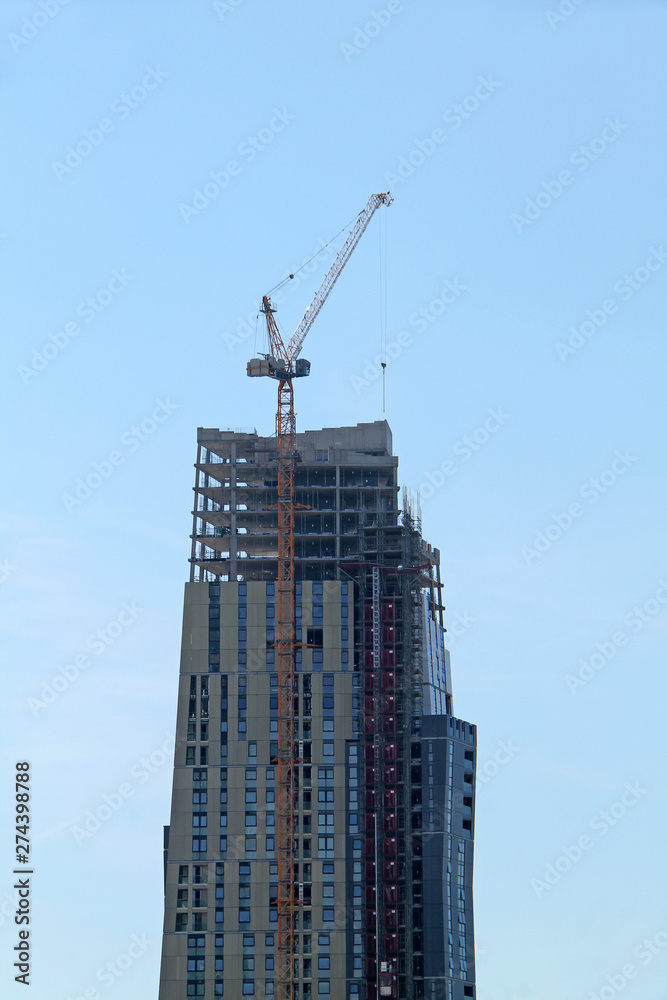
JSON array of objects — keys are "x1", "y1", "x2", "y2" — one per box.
[
  {"x1": 379, "y1": 207, "x2": 388, "y2": 413},
  {"x1": 264, "y1": 209, "x2": 366, "y2": 298}
]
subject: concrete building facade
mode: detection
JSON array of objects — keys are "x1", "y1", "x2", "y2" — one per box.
[{"x1": 158, "y1": 422, "x2": 476, "y2": 1000}]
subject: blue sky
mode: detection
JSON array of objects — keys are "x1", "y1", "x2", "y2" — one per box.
[{"x1": 2, "y1": 1, "x2": 667, "y2": 998}]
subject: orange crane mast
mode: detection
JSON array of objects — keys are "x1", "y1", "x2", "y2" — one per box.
[{"x1": 247, "y1": 191, "x2": 393, "y2": 1000}]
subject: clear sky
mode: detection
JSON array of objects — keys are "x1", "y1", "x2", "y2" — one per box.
[{"x1": 2, "y1": 1, "x2": 667, "y2": 998}]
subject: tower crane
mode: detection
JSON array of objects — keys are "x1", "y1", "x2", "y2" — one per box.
[{"x1": 247, "y1": 191, "x2": 393, "y2": 1000}]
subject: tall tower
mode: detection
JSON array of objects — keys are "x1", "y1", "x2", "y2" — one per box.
[{"x1": 158, "y1": 421, "x2": 477, "y2": 1000}]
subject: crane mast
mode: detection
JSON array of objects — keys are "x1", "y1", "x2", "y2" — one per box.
[{"x1": 247, "y1": 192, "x2": 392, "y2": 1000}]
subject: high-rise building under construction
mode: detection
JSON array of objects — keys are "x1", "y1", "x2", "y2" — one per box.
[{"x1": 157, "y1": 419, "x2": 477, "y2": 1000}]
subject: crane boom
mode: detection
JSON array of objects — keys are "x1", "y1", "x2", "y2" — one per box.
[
  {"x1": 246, "y1": 192, "x2": 392, "y2": 1000},
  {"x1": 286, "y1": 191, "x2": 393, "y2": 362}
]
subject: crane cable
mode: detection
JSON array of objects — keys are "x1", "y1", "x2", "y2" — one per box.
[
  {"x1": 264, "y1": 208, "x2": 366, "y2": 298},
  {"x1": 380, "y1": 207, "x2": 388, "y2": 413}
]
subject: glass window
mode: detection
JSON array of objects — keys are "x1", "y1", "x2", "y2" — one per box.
[{"x1": 239, "y1": 908, "x2": 251, "y2": 922}]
